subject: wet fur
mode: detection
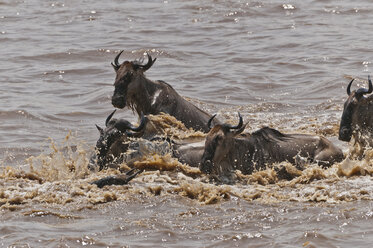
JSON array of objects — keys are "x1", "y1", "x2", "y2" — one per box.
[{"x1": 201, "y1": 126, "x2": 344, "y2": 176}]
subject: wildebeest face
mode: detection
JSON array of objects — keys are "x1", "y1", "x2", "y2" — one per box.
[
  {"x1": 95, "y1": 124, "x2": 124, "y2": 169},
  {"x1": 200, "y1": 113, "x2": 244, "y2": 174},
  {"x1": 93, "y1": 110, "x2": 147, "y2": 170},
  {"x1": 339, "y1": 93, "x2": 358, "y2": 142},
  {"x1": 200, "y1": 127, "x2": 229, "y2": 174},
  {"x1": 112, "y1": 61, "x2": 135, "y2": 109},
  {"x1": 94, "y1": 110, "x2": 125, "y2": 170},
  {"x1": 339, "y1": 77, "x2": 373, "y2": 142},
  {"x1": 111, "y1": 51, "x2": 156, "y2": 109}
]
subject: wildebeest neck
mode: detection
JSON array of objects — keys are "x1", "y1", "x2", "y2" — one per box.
[{"x1": 131, "y1": 77, "x2": 162, "y2": 115}]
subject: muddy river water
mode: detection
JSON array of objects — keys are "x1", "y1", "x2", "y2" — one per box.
[{"x1": 1, "y1": 0, "x2": 373, "y2": 247}]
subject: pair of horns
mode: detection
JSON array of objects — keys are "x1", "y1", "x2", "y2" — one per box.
[
  {"x1": 96, "y1": 110, "x2": 146, "y2": 133},
  {"x1": 347, "y1": 75, "x2": 372, "y2": 96},
  {"x1": 207, "y1": 112, "x2": 243, "y2": 130},
  {"x1": 111, "y1": 50, "x2": 156, "y2": 71}
]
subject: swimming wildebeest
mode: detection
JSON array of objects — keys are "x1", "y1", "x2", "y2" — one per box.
[
  {"x1": 90, "y1": 110, "x2": 147, "y2": 171},
  {"x1": 110, "y1": 51, "x2": 219, "y2": 132},
  {"x1": 200, "y1": 113, "x2": 344, "y2": 177},
  {"x1": 339, "y1": 76, "x2": 373, "y2": 151},
  {"x1": 90, "y1": 111, "x2": 205, "y2": 171},
  {"x1": 90, "y1": 112, "x2": 206, "y2": 187}
]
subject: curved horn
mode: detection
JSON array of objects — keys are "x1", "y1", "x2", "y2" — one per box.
[
  {"x1": 128, "y1": 113, "x2": 147, "y2": 132},
  {"x1": 347, "y1": 79, "x2": 354, "y2": 96},
  {"x1": 140, "y1": 53, "x2": 156, "y2": 71},
  {"x1": 114, "y1": 113, "x2": 147, "y2": 133},
  {"x1": 105, "y1": 110, "x2": 116, "y2": 127},
  {"x1": 207, "y1": 114, "x2": 217, "y2": 130},
  {"x1": 226, "y1": 112, "x2": 243, "y2": 130},
  {"x1": 114, "y1": 120, "x2": 132, "y2": 132},
  {"x1": 111, "y1": 50, "x2": 124, "y2": 70},
  {"x1": 356, "y1": 75, "x2": 373, "y2": 96}
]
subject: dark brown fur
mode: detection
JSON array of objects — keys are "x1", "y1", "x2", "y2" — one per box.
[{"x1": 201, "y1": 116, "x2": 344, "y2": 177}]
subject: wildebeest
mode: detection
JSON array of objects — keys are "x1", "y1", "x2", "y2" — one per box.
[
  {"x1": 89, "y1": 110, "x2": 147, "y2": 171},
  {"x1": 339, "y1": 76, "x2": 373, "y2": 150},
  {"x1": 89, "y1": 111, "x2": 205, "y2": 171},
  {"x1": 110, "y1": 51, "x2": 219, "y2": 132},
  {"x1": 200, "y1": 113, "x2": 344, "y2": 178}
]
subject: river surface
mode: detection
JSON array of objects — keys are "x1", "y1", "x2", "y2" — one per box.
[{"x1": 1, "y1": 0, "x2": 373, "y2": 247}]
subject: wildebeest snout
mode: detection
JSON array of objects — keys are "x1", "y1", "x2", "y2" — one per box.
[
  {"x1": 339, "y1": 126, "x2": 352, "y2": 142},
  {"x1": 112, "y1": 94, "x2": 126, "y2": 109}
]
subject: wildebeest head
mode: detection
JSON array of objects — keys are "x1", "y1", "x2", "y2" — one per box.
[
  {"x1": 93, "y1": 110, "x2": 147, "y2": 170},
  {"x1": 200, "y1": 113, "x2": 245, "y2": 174},
  {"x1": 111, "y1": 51, "x2": 157, "y2": 109},
  {"x1": 339, "y1": 76, "x2": 373, "y2": 142}
]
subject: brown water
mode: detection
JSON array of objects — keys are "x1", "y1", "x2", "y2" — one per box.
[{"x1": 1, "y1": 0, "x2": 373, "y2": 247}]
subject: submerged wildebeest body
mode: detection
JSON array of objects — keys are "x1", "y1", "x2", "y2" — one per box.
[
  {"x1": 171, "y1": 140, "x2": 205, "y2": 167},
  {"x1": 339, "y1": 76, "x2": 373, "y2": 151},
  {"x1": 110, "y1": 51, "x2": 219, "y2": 132},
  {"x1": 89, "y1": 111, "x2": 205, "y2": 172},
  {"x1": 89, "y1": 110, "x2": 147, "y2": 171},
  {"x1": 200, "y1": 114, "x2": 344, "y2": 177}
]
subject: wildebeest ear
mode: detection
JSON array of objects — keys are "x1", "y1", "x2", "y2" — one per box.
[{"x1": 367, "y1": 94, "x2": 373, "y2": 102}]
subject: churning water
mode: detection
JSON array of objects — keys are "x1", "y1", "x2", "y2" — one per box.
[{"x1": 1, "y1": 0, "x2": 373, "y2": 247}]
